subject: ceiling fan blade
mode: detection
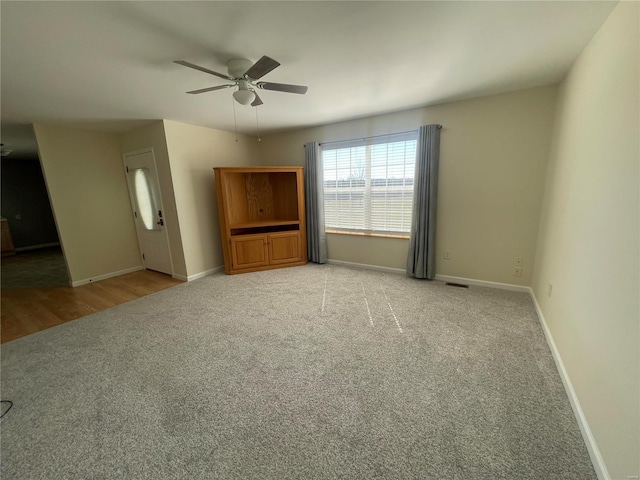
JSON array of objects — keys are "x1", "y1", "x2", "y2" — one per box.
[
  {"x1": 186, "y1": 85, "x2": 234, "y2": 94},
  {"x1": 251, "y1": 92, "x2": 264, "y2": 107},
  {"x1": 257, "y1": 82, "x2": 308, "y2": 94},
  {"x1": 174, "y1": 60, "x2": 234, "y2": 80},
  {"x1": 244, "y1": 56, "x2": 280, "y2": 80}
]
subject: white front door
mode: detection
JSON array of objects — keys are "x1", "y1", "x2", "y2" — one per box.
[{"x1": 123, "y1": 149, "x2": 173, "y2": 275}]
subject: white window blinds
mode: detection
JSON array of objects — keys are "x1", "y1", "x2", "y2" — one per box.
[{"x1": 322, "y1": 131, "x2": 418, "y2": 235}]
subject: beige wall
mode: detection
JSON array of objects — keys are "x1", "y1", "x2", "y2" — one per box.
[
  {"x1": 260, "y1": 86, "x2": 557, "y2": 284},
  {"x1": 34, "y1": 124, "x2": 142, "y2": 284},
  {"x1": 120, "y1": 121, "x2": 188, "y2": 278},
  {"x1": 162, "y1": 120, "x2": 259, "y2": 277},
  {"x1": 532, "y1": 3, "x2": 639, "y2": 479},
  {"x1": 325, "y1": 234, "x2": 409, "y2": 271}
]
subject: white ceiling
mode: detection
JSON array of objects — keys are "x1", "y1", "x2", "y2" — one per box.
[{"x1": 1, "y1": 1, "x2": 618, "y2": 159}]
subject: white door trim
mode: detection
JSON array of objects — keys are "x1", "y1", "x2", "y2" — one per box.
[{"x1": 122, "y1": 147, "x2": 174, "y2": 276}]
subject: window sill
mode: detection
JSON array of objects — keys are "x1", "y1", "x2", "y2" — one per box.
[{"x1": 325, "y1": 229, "x2": 410, "y2": 240}]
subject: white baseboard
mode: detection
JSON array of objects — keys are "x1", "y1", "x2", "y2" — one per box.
[
  {"x1": 324, "y1": 262, "x2": 531, "y2": 292},
  {"x1": 15, "y1": 242, "x2": 60, "y2": 252},
  {"x1": 71, "y1": 265, "x2": 144, "y2": 287},
  {"x1": 434, "y1": 274, "x2": 530, "y2": 293},
  {"x1": 327, "y1": 259, "x2": 405, "y2": 275},
  {"x1": 528, "y1": 288, "x2": 610, "y2": 480},
  {"x1": 175, "y1": 265, "x2": 224, "y2": 282}
]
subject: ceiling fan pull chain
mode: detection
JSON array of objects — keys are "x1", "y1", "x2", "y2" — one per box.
[
  {"x1": 232, "y1": 95, "x2": 239, "y2": 143},
  {"x1": 255, "y1": 106, "x2": 261, "y2": 142}
]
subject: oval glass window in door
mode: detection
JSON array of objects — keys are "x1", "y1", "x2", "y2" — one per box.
[{"x1": 133, "y1": 168, "x2": 158, "y2": 231}]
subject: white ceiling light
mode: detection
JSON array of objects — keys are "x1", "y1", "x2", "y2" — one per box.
[{"x1": 233, "y1": 89, "x2": 256, "y2": 106}]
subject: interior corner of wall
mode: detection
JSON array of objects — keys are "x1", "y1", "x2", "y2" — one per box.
[{"x1": 160, "y1": 119, "x2": 175, "y2": 137}]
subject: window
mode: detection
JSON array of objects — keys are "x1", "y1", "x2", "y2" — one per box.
[
  {"x1": 133, "y1": 168, "x2": 158, "y2": 231},
  {"x1": 322, "y1": 132, "x2": 417, "y2": 235}
]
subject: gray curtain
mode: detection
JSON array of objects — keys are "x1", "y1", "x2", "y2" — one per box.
[
  {"x1": 406, "y1": 124, "x2": 441, "y2": 279},
  {"x1": 304, "y1": 141, "x2": 327, "y2": 264}
]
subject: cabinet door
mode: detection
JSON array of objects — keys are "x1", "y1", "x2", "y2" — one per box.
[
  {"x1": 268, "y1": 231, "x2": 302, "y2": 265},
  {"x1": 231, "y1": 234, "x2": 269, "y2": 270}
]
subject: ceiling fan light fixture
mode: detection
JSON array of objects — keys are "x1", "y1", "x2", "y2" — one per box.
[
  {"x1": 233, "y1": 88, "x2": 256, "y2": 106},
  {"x1": 233, "y1": 89, "x2": 256, "y2": 105}
]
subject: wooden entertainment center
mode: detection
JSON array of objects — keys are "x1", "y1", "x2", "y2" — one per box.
[{"x1": 214, "y1": 167, "x2": 307, "y2": 274}]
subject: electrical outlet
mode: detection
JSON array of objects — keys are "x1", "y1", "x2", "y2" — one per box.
[
  {"x1": 515, "y1": 257, "x2": 523, "y2": 267},
  {"x1": 513, "y1": 267, "x2": 522, "y2": 277},
  {"x1": 15, "y1": 213, "x2": 22, "y2": 220},
  {"x1": 444, "y1": 250, "x2": 452, "y2": 260},
  {"x1": 547, "y1": 283, "x2": 553, "y2": 297}
]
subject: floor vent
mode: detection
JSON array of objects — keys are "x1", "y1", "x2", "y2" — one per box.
[{"x1": 445, "y1": 282, "x2": 469, "y2": 288}]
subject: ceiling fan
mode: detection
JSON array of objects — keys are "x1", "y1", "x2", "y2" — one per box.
[{"x1": 174, "y1": 56, "x2": 308, "y2": 107}]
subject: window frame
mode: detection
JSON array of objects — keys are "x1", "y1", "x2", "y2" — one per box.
[{"x1": 321, "y1": 131, "x2": 418, "y2": 237}]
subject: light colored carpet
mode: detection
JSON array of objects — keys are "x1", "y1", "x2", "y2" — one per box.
[{"x1": 0, "y1": 264, "x2": 596, "y2": 479}]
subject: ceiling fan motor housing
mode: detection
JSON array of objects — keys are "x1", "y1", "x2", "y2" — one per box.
[{"x1": 228, "y1": 58, "x2": 254, "y2": 79}]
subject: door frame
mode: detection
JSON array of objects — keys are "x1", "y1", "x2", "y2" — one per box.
[{"x1": 122, "y1": 147, "x2": 174, "y2": 276}]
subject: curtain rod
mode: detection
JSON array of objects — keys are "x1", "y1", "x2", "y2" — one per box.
[{"x1": 303, "y1": 125, "x2": 442, "y2": 148}]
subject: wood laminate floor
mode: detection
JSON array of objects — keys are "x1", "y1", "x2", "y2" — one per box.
[{"x1": 1, "y1": 269, "x2": 183, "y2": 343}]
